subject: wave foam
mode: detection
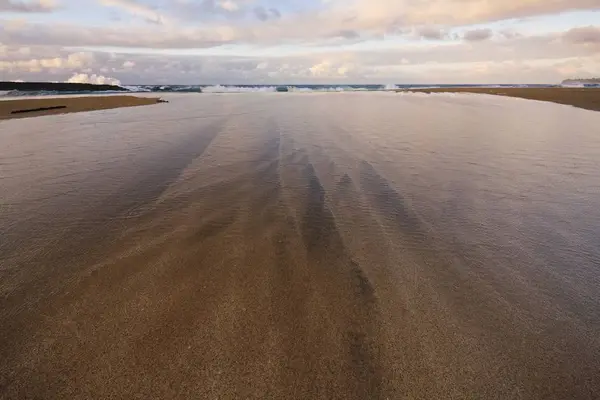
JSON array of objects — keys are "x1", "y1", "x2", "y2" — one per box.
[
  {"x1": 122, "y1": 85, "x2": 152, "y2": 92},
  {"x1": 202, "y1": 85, "x2": 278, "y2": 93}
]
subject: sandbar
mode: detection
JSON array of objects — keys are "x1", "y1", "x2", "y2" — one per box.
[{"x1": 0, "y1": 96, "x2": 163, "y2": 120}]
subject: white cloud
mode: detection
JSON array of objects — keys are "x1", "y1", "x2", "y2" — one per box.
[
  {"x1": 0, "y1": 19, "x2": 237, "y2": 48},
  {"x1": 2, "y1": 30, "x2": 599, "y2": 84},
  {"x1": 328, "y1": 0, "x2": 600, "y2": 29},
  {"x1": 2, "y1": 46, "x2": 599, "y2": 85},
  {"x1": 308, "y1": 61, "x2": 329, "y2": 77},
  {"x1": 66, "y1": 72, "x2": 121, "y2": 86},
  {"x1": 3, "y1": 1, "x2": 600, "y2": 50},
  {"x1": 0, "y1": 51, "x2": 94, "y2": 72},
  {"x1": 99, "y1": 0, "x2": 168, "y2": 24},
  {"x1": 218, "y1": 0, "x2": 239, "y2": 12},
  {"x1": 308, "y1": 60, "x2": 356, "y2": 78},
  {"x1": 0, "y1": 0, "x2": 58, "y2": 13},
  {"x1": 1, "y1": 1, "x2": 599, "y2": 84}
]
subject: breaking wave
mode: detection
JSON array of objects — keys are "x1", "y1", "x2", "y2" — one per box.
[
  {"x1": 0, "y1": 84, "x2": 564, "y2": 98},
  {"x1": 126, "y1": 85, "x2": 390, "y2": 93}
]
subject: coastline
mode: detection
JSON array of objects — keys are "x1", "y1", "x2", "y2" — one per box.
[
  {"x1": 0, "y1": 81, "x2": 126, "y2": 92},
  {"x1": 398, "y1": 87, "x2": 600, "y2": 112},
  {"x1": 3, "y1": 88, "x2": 599, "y2": 121},
  {"x1": 0, "y1": 96, "x2": 164, "y2": 120}
]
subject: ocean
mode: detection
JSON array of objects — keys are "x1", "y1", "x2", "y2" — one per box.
[
  {"x1": 1, "y1": 92, "x2": 599, "y2": 398},
  {"x1": 0, "y1": 83, "x2": 568, "y2": 98}
]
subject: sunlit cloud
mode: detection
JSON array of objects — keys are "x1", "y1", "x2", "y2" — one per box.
[{"x1": 0, "y1": 0, "x2": 599, "y2": 83}]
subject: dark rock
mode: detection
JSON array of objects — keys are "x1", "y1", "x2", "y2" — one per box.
[{"x1": 0, "y1": 81, "x2": 127, "y2": 92}]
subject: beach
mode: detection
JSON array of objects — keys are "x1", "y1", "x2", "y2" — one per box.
[
  {"x1": 1, "y1": 88, "x2": 599, "y2": 122},
  {"x1": 1, "y1": 92, "x2": 600, "y2": 399},
  {"x1": 0, "y1": 96, "x2": 162, "y2": 120},
  {"x1": 401, "y1": 87, "x2": 600, "y2": 112}
]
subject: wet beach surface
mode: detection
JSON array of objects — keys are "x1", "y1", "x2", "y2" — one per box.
[{"x1": 1, "y1": 93, "x2": 599, "y2": 399}]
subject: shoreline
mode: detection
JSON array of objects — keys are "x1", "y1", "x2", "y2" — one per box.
[
  {"x1": 398, "y1": 87, "x2": 600, "y2": 112},
  {"x1": 0, "y1": 96, "x2": 164, "y2": 120},
  {"x1": 3, "y1": 88, "x2": 599, "y2": 121}
]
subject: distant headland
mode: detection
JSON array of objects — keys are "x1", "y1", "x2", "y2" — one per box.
[
  {"x1": 0, "y1": 81, "x2": 126, "y2": 92},
  {"x1": 561, "y1": 78, "x2": 600, "y2": 86}
]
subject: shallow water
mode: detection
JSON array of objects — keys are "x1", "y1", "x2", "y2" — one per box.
[{"x1": 1, "y1": 92, "x2": 599, "y2": 398}]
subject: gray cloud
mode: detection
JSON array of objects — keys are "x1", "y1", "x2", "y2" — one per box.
[
  {"x1": 254, "y1": 6, "x2": 280, "y2": 22},
  {"x1": 463, "y1": 28, "x2": 493, "y2": 41},
  {"x1": 334, "y1": 30, "x2": 361, "y2": 40},
  {"x1": 168, "y1": 0, "x2": 251, "y2": 21},
  {"x1": 2, "y1": 1, "x2": 599, "y2": 84},
  {"x1": 346, "y1": 0, "x2": 600, "y2": 29},
  {"x1": 0, "y1": 0, "x2": 58, "y2": 12},
  {"x1": 0, "y1": 20, "x2": 238, "y2": 48},
  {"x1": 2, "y1": 0, "x2": 599, "y2": 50},
  {"x1": 5, "y1": 51, "x2": 596, "y2": 85},
  {"x1": 563, "y1": 26, "x2": 600, "y2": 44},
  {"x1": 75, "y1": 1, "x2": 600, "y2": 48},
  {"x1": 416, "y1": 27, "x2": 448, "y2": 40},
  {"x1": 99, "y1": 0, "x2": 167, "y2": 24},
  {"x1": 2, "y1": 31, "x2": 599, "y2": 85},
  {"x1": 269, "y1": 8, "x2": 280, "y2": 18}
]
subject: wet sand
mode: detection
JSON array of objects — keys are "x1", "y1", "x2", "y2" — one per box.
[
  {"x1": 0, "y1": 96, "x2": 162, "y2": 120},
  {"x1": 1, "y1": 93, "x2": 599, "y2": 399},
  {"x1": 400, "y1": 87, "x2": 600, "y2": 112}
]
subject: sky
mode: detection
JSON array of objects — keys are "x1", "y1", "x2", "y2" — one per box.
[{"x1": 0, "y1": 0, "x2": 599, "y2": 84}]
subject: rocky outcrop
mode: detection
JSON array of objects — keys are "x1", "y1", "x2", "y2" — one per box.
[{"x1": 0, "y1": 81, "x2": 127, "y2": 92}]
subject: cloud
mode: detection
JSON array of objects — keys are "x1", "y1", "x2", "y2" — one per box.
[
  {"x1": 309, "y1": 61, "x2": 338, "y2": 77},
  {"x1": 253, "y1": 6, "x2": 280, "y2": 21},
  {"x1": 463, "y1": 28, "x2": 493, "y2": 41},
  {"x1": 93, "y1": 0, "x2": 599, "y2": 33},
  {"x1": 3, "y1": 0, "x2": 600, "y2": 49},
  {"x1": 98, "y1": 0, "x2": 168, "y2": 24},
  {"x1": 416, "y1": 26, "x2": 448, "y2": 40},
  {"x1": 2, "y1": 43, "x2": 599, "y2": 85},
  {"x1": 334, "y1": 0, "x2": 600, "y2": 30},
  {"x1": 217, "y1": 0, "x2": 239, "y2": 12},
  {"x1": 0, "y1": 19, "x2": 238, "y2": 48},
  {"x1": 66, "y1": 72, "x2": 121, "y2": 86},
  {"x1": 563, "y1": 26, "x2": 600, "y2": 45},
  {"x1": 3, "y1": 28, "x2": 600, "y2": 83},
  {"x1": 166, "y1": 0, "x2": 255, "y2": 21},
  {"x1": 0, "y1": 0, "x2": 58, "y2": 12},
  {"x1": 1, "y1": 1, "x2": 599, "y2": 84},
  {"x1": 0, "y1": 51, "x2": 94, "y2": 72}
]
